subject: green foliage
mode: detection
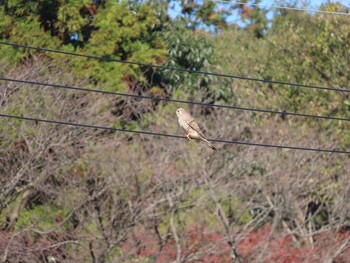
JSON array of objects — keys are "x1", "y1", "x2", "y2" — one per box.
[
  {"x1": 15, "y1": 203, "x2": 71, "y2": 232},
  {"x1": 0, "y1": 0, "x2": 167, "y2": 92},
  {"x1": 169, "y1": 0, "x2": 230, "y2": 30},
  {"x1": 56, "y1": 1, "x2": 90, "y2": 35},
  {"x1": 263, "y1": 12, "x2": 350, "y2": 119},
  {"x1": 220, "y1": 195, "x2": 252, "y2": 225},
  {"x1": 0, "y1": 6, "x2": 12, "y2": 37},
  {"x1": 162, "y1": 18, "x2": 212, "y2": 86},
  {"x1": 81, "y1": 1, "x2": 165, "y2": 90},
  {"x1": 196, "y1": 1, "x2": 229, "y2": 30},
  {"x1": 159, "y1": 18, "x2": 233, "y2": 103},
  {"x1": 234, "y1": 0, "x2": 269, "y2": 38},
  {"x1": 0, "y1": 0, "x2": 233, "y2": 104},
  {"x1": 215, "y1": 9, "x2": 350, "y2": 137}
]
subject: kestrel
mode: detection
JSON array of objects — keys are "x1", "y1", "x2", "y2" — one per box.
[{"x1": 176, "y1": 108, "x2": 216, "y2": 150}]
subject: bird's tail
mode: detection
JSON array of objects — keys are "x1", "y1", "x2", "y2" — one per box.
[{"x1": 202, "y1": 137, "x2": 216, "y2": 151}]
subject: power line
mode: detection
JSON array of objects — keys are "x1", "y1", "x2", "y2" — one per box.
[
  {"x1": 0, "y1": 41, "x2": 349, "y2": 94},
  {"x1": 214, "y1": 0, "x2": 350, "y2": 16},
  {"x1": 0, "y1": 113, "x2": 349, "y2": 154},
  {"x1": 2, "y1": 76, "x2": 350, "y2": 122}
]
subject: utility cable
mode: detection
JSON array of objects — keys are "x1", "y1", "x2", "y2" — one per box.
[
  {"x1": 0, "y1": 41, "x2": 349, "y2": 94},
  {"x1": 0, "y1": 113, "x2": 349, "y2": 154},
  {"x1": 1, "y1": 76, "x2": 349, "y2": 122},
  {"x1": 214, "y1": 0, "x2": 350, "y2": 16}
]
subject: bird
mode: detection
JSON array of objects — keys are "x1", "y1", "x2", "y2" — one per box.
[{"x1": 176, "y1": 108, "x2": 216, "y2": 150}]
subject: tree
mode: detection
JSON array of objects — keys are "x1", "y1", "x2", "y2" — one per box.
[
  {"x1": 234, "y1": 0, "x2": 268, "y2": 38},
  {"x1": 168, "y1": 0, "x2": 230, "y2": 31}
]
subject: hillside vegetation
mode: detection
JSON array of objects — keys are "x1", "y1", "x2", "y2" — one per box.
[{"x1": 0, "y1": 1, "x2": 349, "y2": 262}]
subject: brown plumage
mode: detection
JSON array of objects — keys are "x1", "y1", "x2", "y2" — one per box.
[{"x1": 176, "y1": 108, "x2": 216, "y2": 150}]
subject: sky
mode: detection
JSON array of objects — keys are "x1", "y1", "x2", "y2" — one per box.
[{"x1": 168, "y1": 0, "x2": 350, "y2": 23}]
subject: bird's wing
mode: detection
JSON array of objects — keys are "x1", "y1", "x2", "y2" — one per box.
[{"x1": 188, "y1": 120, "x2": 205, "y2": 137}]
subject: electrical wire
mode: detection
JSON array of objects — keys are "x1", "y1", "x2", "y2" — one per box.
[
  {"x1": 1, "y1": 76, "x2": 350, "y2": 123},
  {"x1": 0, "y1": 113, "x2": 348, "y2": 154},
  {"x1": 0, "y1": 41, "x2": 349, "y2": 94},
  {"x1": 213, "y1": 0, "x2": 350, "y2": 16}
]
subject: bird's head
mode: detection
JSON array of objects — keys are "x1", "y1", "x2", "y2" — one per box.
[{"x1": 176, "y1": 108, "x2": 185, "y2": 117}]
